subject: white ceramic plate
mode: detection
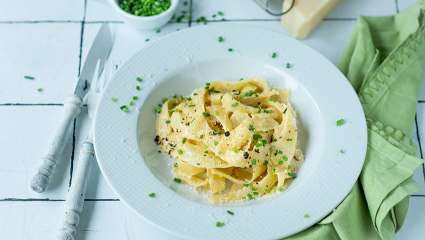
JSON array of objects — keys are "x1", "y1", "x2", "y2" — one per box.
[{"x1": 94, "y1": 24, "x2": 367, "y2": 240}]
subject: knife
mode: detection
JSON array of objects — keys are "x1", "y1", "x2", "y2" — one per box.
[{"x1": 30, "y1": 24, "x2": 114, "y2": 193}]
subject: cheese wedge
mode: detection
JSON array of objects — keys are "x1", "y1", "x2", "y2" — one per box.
[{"x1": 281, "y1": 0, "x2": 340, "y2": 39}]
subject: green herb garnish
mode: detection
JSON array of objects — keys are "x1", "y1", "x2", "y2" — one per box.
[
  {"x1": 218, "y1": 36, "x2": 225, "y2": 43},
  {"x1": 271, "y1": 52, "x2": 278, "y2": 58},
  {"x1": 227, "y1": 48, "x2": 234, "y2": 52},
  {"x1": 136, "y1": 77, "x2": 143, "y2": 82},
  {"x1": 255, "y1": 139, "x2": 267, "y2": 147},
  {"x1": 251, "y1": 159, "x2": 257, "y2": 166},
  {"x1": 174, "y1": 177, "x2": 182, "y2": 183},
  {"x1": 285, "y1": 63, "x2": 293, "y2": 69},
  {"x1": 37, "y1": 88, "x2": 43, "y2": 92},
  {"x1": 202, "y1": 111, "x2": 210, "y2": 117},
  {"x1": 214, "y1": 141, "x2": 219, "y2": 146},
  {"x1": 165, "y1": 120, "x2": 171, "y2": 124},
  {"x1": 111, "y1": 96, "x2": 118, "y2": 102},
  {"x1": 182, "y1": 137, "x2": 187, "y2": 144},
  {"x1": 196, "y1": 16, "x2": 208, "y2": 24},
  {"x1": 244, "y1": 90, "x2": 256, "y2": 97},
  {"x1": 24, "y1": 75, "x2": 35, "y2": 80},
  {"x1": 304, "y1": 213, "x2": 310, "y2": 218},
  {"x1": 249, "y1": 124, "x2": 255, "y2": 132},
  {"x1": 177, "y1": 149, "x2": 184, "y2": 155},
  {"x1": 118, "y1": 0, "x2": 171, "y2": 16},
  {"x1": 148, "y1": 192, "x2": 156, "y2": 198},
  {"x1": 336, "y1": 118, "x2": 345, "y2": 126},
  {"x1": 136, "y1": 85, "x2": 142, "y2": 91},
  {"x1": 231, "y1": 102, "x2": 239, "y2": 107},
  {"x1": 288, "y1": 172, "x2": 297, "y2": 178},
  {"x1": 226, "y1": 210, "x2": 234, "y2": 216},
  {"x1": 120, "y1": 105, "x2": 129, "y2": 113},
  {"x1": 253, "y1": 133, "x2": 262, "y2": 141},
  {"x1": 216, "y1": 221, "x2": 225, "y2": 227}
]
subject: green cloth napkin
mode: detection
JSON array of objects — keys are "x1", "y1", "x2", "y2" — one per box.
[{"x1": 286, "y1": 2, "x2": 425, "y2": 240}]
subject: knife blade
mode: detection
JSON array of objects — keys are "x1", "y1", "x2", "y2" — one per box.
[{"x1": 74, "y1": 24, "x2": 113, "y2": 99}]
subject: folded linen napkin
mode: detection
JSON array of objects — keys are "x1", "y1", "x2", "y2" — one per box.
[{"x1": 286, "y1": 2, "x2": 425, "y2": 239}]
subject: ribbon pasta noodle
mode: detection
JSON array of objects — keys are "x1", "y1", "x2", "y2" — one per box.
[{"x1": 155, "y1": 79, "x2": 304, "y2": 203}]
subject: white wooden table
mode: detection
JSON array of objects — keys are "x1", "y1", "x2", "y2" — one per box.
[{"x1": 0, "y1": 0, "x2": 424, "y2": 239}]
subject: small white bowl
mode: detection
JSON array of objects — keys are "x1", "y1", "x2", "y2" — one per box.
[{"x1": 109, "y1": 0, "x2": 179, "y2": 30}]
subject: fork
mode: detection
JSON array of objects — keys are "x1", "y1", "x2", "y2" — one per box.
[{"x1": 57, "y1": 59, "x2": 111, "y2": 240}]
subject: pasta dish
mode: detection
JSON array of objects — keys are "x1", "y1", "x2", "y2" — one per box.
[{"x1": 155, "y1": 79, "x2": 304, "y2": 203}]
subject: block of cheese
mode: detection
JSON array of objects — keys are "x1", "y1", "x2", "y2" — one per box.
[{"x1": 281, "y1": 0, "x2": 340, "y2": 39}]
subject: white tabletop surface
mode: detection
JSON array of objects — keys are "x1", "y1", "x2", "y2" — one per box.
[{"x1": 0, "y1": 0, "x2": 424, "y2": 239}]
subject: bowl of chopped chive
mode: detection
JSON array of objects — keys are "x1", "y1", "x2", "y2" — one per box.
[{"x1": 109, "y1": 0, "x2": 178, "y2": 30}]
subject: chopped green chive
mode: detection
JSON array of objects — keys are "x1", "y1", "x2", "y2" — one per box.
[
  {"x1": 218, "y1": 36, "x2": 225, "y2": 43},
  {"x1": 271, "y1": 52, "x2": 278, "y2": 58},
  {"x1": 136, "y1": 85, "x2": 142, "y2": 91},
  {"x1": 278, "y1": 160, "x2": 284, "y2": 165},
  {"x1": 177, "y1": 149, "x2": 183, "y2": 155},
  {"x1": 217, "y1": 11, "x2": 224, "y2": 16},
  {"x1": 37, "y1": 88, "x2": 43, "y2": 92},
  {"x1": 255, "y1": 139, "x2": 267, "y2": 147},
  {"x1": 148, "y1": 192, "x2": 156, "y2": 198},
  {"x1": 216, "y1": 221, "x2": 225, "y2": 227},
  {"x1": 132, "y1": 96, "x2": 139, "y2": 101},
  {"x1": 119, "y1": 0, "x2": 171, "y2": 16},
  {"x1": 249, "y1": 124, "x2": 255, "y2": 132},
  {"x1": 214, "y1": 141, "x2": 219, "y2": 146},
  {"x1": 145, "y1": 38, "x2": 150, "y2": 42},
  {"x1": 304, "y1": 213, "x2": 310, "y2": 218},
  {"x1": 199, "y1": 134, "x2": 204, "y2": 139},
  {"x1": 111, "y1": 96, "x2": 118, "y2": 102},
  {"x1": 165, "y1": 120, "x2": 171, "y2": 124},
  {"x1": 288, "y1": 172, "x2": 297, "y2": 178},
  {"x1": 339, "y1": 149, "x2": 346, "y2": 154},
  {"x1": 336, "y1": 118, "x2": 346, "y2": 126},
  {"x1": 244, "y1": 90, "x2": 256, "y2": 97},
  {"x1": 155, "y1": 28, "x2": 161, "y2": 33},
  {"x1": 227, "y1": 48, "x2": 234, "y2": 52},
  {"x1": 196, "y1": 16, "x2": 208, "y2": 24},
  {"x1": 24, "y1": 75, "x2": 35, "y2": 80},
  {"x1": 253, "y1": 133, "x2": 262, "y2": 141},
  {"x1": 154, "y1": 105, "x2": 162, "y2": 113},
  {"x1": 136, "y1": 77, "x2": 143, "y2": 82},
  {"x1": 226, "y1": 210, "x2": 234, "y2": 216},
  {"x1": 129, "y1": 100, "x2": 135, "y2": 106},
  {"x1": 182, "y1": 137, "x2": 187, "y2": 144},
  {"x1": 174, "y1": 178, "x2": 182, "y2": 183},
  {"x1": 202, "y1": 112, "x2": 210, "y2": 117},
  {"x1": 251, "y1": 159, "x2": 257, "y2": 165},
  {"x1": 285, "y1": 63, "x2": 293, "y2": 69},
  {"x1": 120, "y1": 105, "x2": 129, "y2": 113},
  {"x1": 231, "y1": 102, "x2": 239, "y2": 107}
]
